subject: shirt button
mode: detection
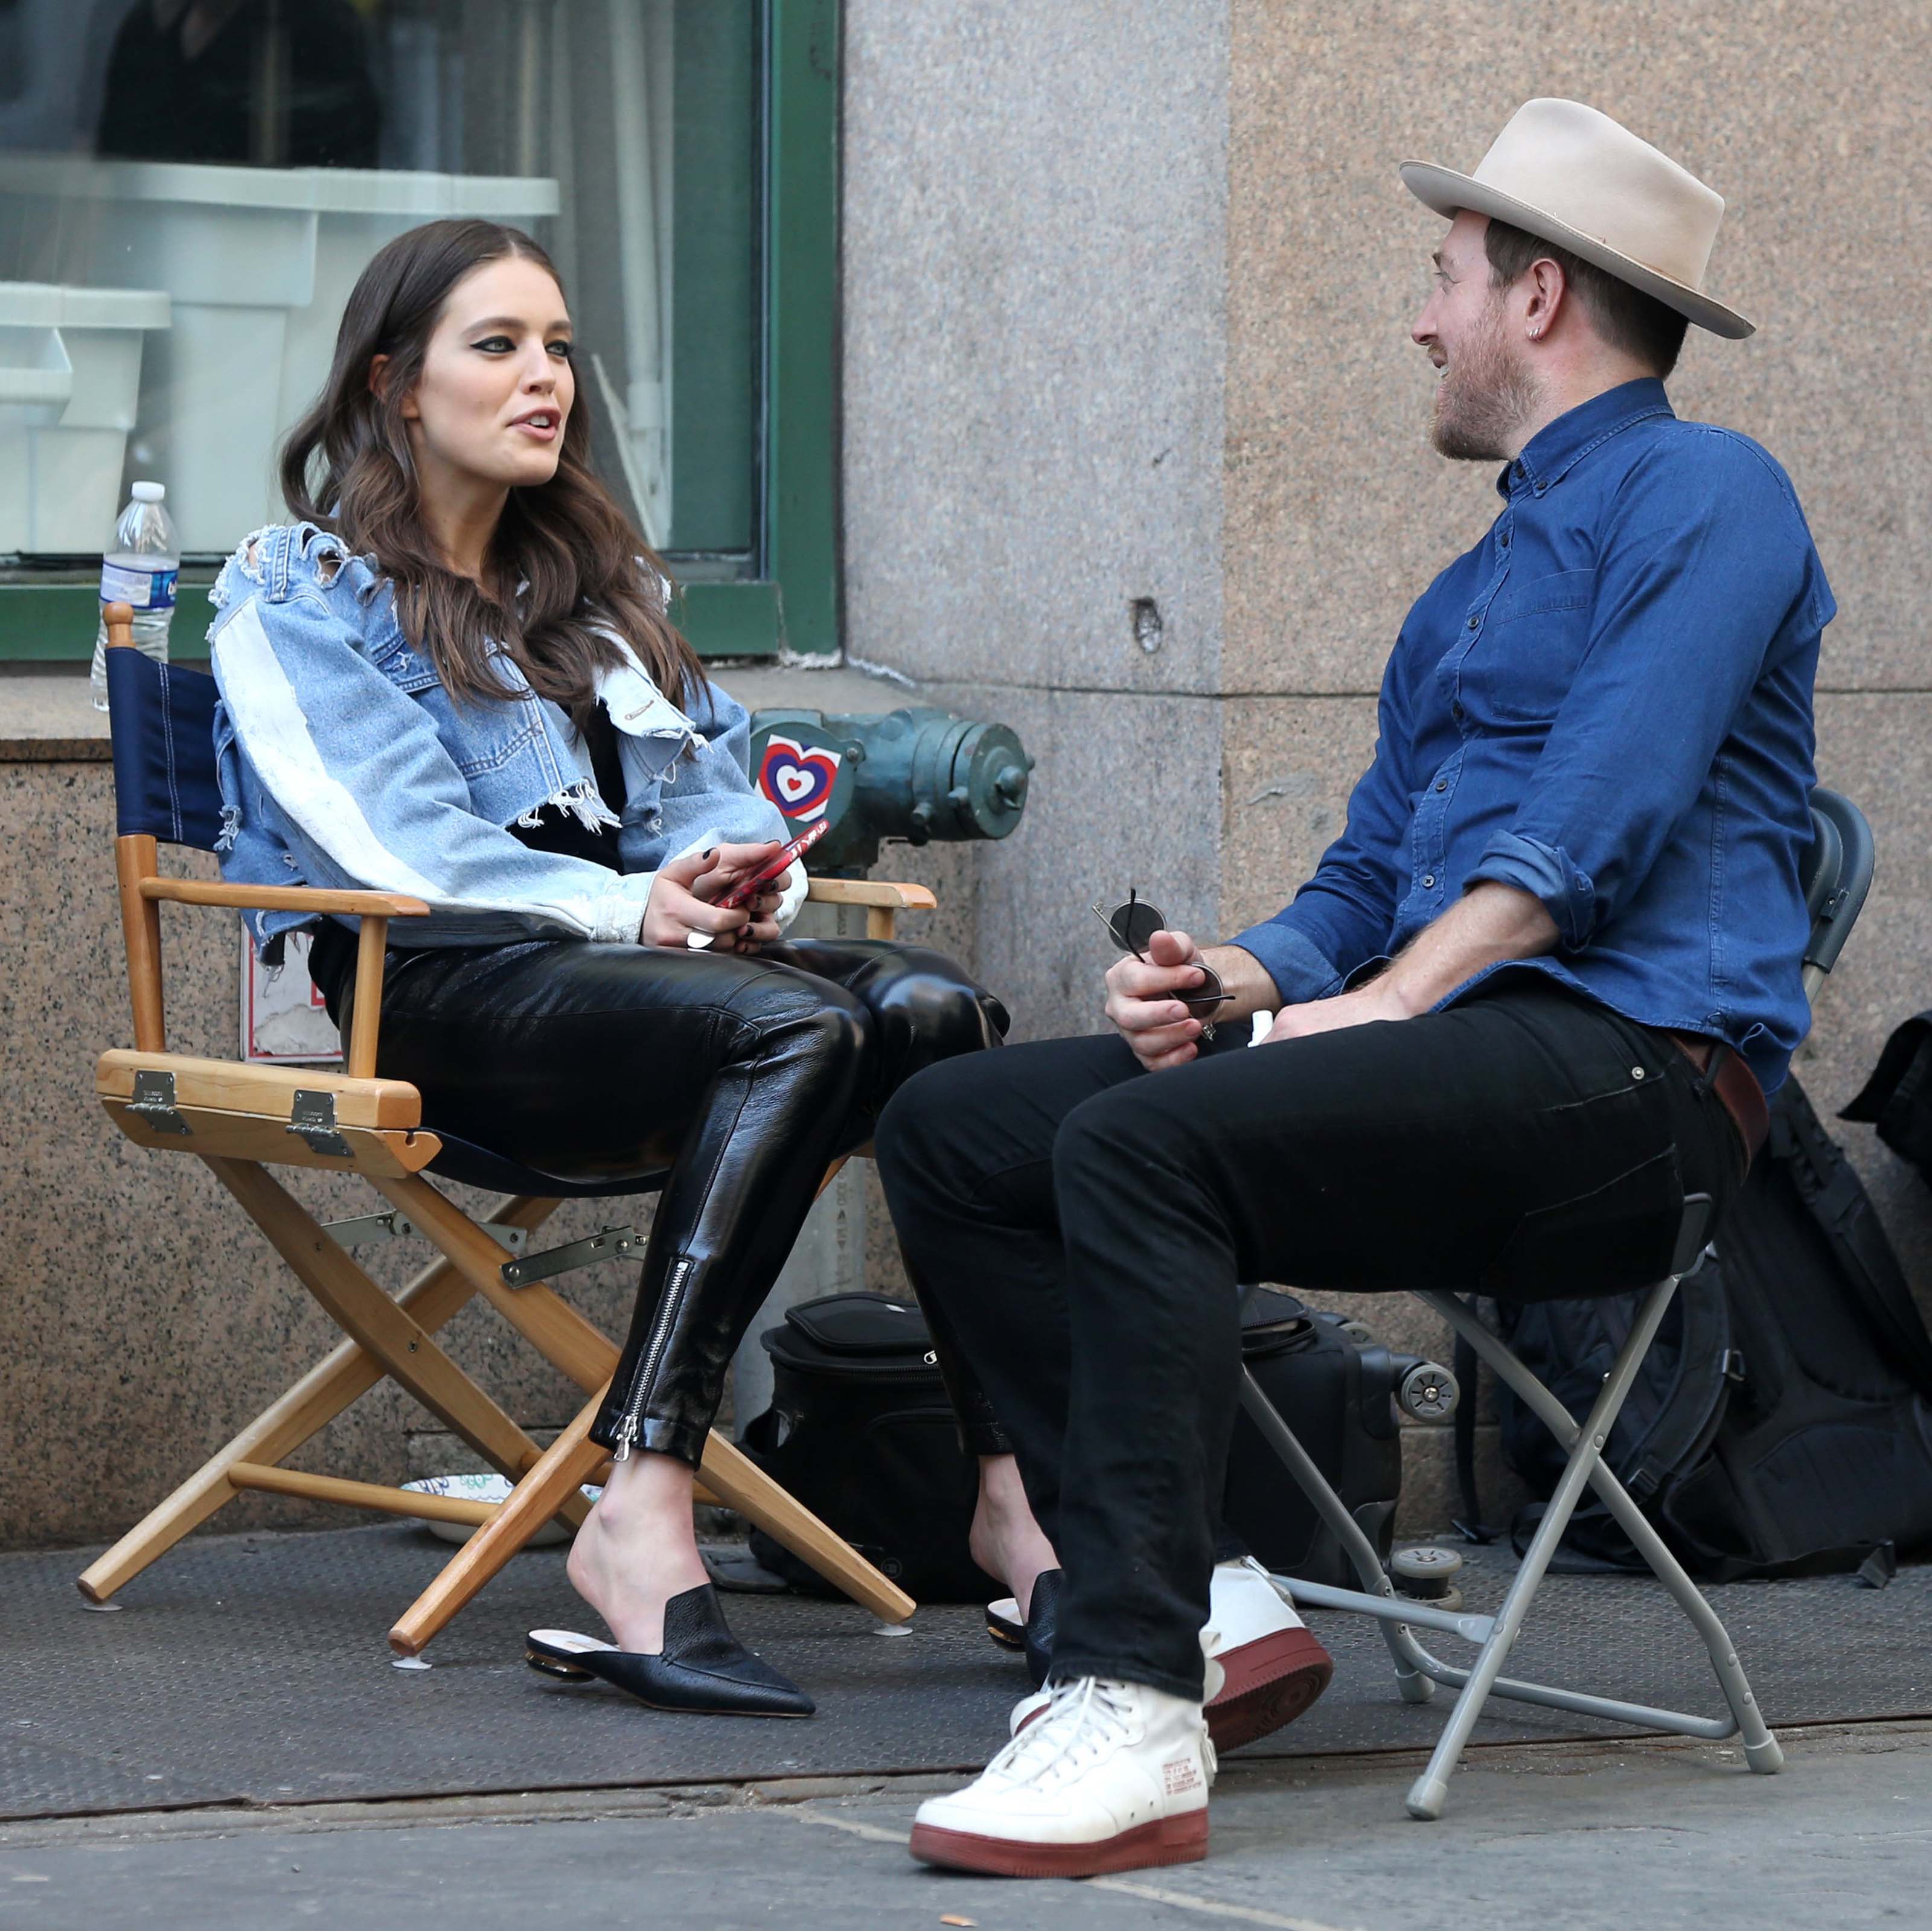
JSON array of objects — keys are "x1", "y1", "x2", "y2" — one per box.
[
  {"x1": 1451, "y1": 701, "x2": 1465, "y2": 720},
  {"x1": 1436, "y1": 779, "x2": 1449, "y2": 793},
  {"x1": 1422, "y1": 874, "x2": 1436, "y2": 889},
  {"x1": 1499, "y1": 531, "x2": 1511, "y2": 548},
  {"x1": 1467, "y1": 616, "x2": 1480, "y2": 631}
]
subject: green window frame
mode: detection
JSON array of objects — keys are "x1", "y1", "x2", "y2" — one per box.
[{"x1": 0, "y1": 0, "x2": 839, "y2": 667}]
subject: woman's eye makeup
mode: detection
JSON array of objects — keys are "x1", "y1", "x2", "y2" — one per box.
[{"x1": 467, "y1": 334, "x2": 574, "y2": 359}]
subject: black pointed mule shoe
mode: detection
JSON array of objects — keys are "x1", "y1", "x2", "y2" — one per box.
[
  {"x1": 525, "y1": 1582, "x2": 815, "y2": 1718},
  {"x1": 983, "y1": 1568, "x2": 1063, "y2": 1688}
]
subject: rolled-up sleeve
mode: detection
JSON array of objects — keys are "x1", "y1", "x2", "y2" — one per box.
[
  {"x1": 1229, "y1": 643, "x2": 1419, "y2": 1003},
  {"x1": 1467, "y1": 437, "x2": 1818, "y2": 950}
]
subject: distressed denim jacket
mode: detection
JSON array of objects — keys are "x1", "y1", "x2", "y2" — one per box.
[{"x1": 208, "y1": 521, "x2": 792, "y2": 957}]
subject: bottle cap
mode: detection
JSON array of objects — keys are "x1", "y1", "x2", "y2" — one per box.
[{"x1": 130, "y1": 480, "x2": 165, "y2": 502}]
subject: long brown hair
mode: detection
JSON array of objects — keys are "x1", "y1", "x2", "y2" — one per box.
[{"x1": 280, "y1": 219, "x2": 701, "y2": 718}]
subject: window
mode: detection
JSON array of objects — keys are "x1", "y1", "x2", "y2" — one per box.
[{"x1": 0, "y1": 0, "x2": 837, "y2": 660}]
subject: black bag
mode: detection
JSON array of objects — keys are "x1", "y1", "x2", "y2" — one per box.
[
  {"x1": 1842, "y1": 1009, "x2": 1932, "y2": 1187},
  {"x1": 740, "y1": 1286, "x2": 1406, "y2": 1600},
  {"x1": 740, "y1": 1292, "x2": 994, "y2": 1601},
  {"x1": 1222, "y1": 1288, "x2": 1405, "y2": 1585},
  {"x1": 1460, "y1": 1077, "x2": 1932, "y2": 1580}
]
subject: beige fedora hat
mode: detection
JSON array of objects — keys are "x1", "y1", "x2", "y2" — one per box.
[{"x1": 1401, "y1": 98, "x2": 1752, "y2": 339}]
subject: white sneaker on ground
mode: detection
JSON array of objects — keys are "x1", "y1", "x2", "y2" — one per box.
[
  {"x1": 1005, "y1": 1557, "x2": 1332, "y2": 1753},
  {"x1": 910, "y1": 1676, "x2": 1214, "y2": 1878},
  {"x1": 1204, "y1": 1556, "x2": 1334, "y2": 1750}
]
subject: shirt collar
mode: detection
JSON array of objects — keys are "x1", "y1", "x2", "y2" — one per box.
[{"x1": 1497, "y1": 377, "x2": 1675, "y2": 500}]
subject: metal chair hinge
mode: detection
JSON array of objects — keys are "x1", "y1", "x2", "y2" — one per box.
[
  {"x1": 501, "y1": 1224, "x2": 639, "y2": 1289},
  {"x1": 319, "y1": 1210, "x2": 418, "y2": 1248},
  {"x1": 128, "y1": 1068, "x2": 191, "y2": 1135},
  {"x1": 287, "y1": 1090, "x2": 353, "y2": 1159}
]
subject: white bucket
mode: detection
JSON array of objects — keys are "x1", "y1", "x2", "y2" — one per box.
[
  {"x1": 0, "y1": 282, "x2": 170, "y2": 554},
  {"x1": 0, "y1": 158, "x2": 560, "y2": 554}
]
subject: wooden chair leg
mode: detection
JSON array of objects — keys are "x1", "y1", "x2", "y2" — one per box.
[
  {"x1": 374, "y1": 1174, "x2": 619, "y2": 1393},
  {"x1": 698, "y1": 1431, "x2": 913, "y2": 1623},
  {"x1": 390, "y1": 1386, "x2": 610, "y2": 1655},
  {"x1": 205, "y1": 1158, "x2": 578, "y2": 1507},
  {"x1": 78, "y1": 1195, "x2": 562, "y2": 1603}
]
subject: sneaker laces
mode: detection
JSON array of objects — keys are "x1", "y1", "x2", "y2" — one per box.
[{"x1": 984, "y1": 1676, "x2": 1139, "y2": 1790}]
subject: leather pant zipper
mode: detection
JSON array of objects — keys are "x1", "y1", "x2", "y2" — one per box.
[{"x1": 612, "y1": 1256, "x2": 692, "y2": 1460}]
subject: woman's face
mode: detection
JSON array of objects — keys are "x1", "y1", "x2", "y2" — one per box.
[{"x1": 397, "y1": 254, "x2": 576, "y2": 493}]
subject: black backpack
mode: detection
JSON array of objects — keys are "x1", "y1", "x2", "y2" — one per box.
[
  {"x1": 1842, "y1": 1009, "x2": 1932, "y2": 1187},
  {"x1": 1457, "y1": 1076, "x2": 1932, "y2": 1580},
  {"x1": 740, "y1": 1287, "x2": 1407, "y2": 1600},
  {"x1": 740, "y1": 1293, "x2": 996, "y2": 1601}
]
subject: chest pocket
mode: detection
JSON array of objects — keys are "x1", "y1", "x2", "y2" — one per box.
[
  {"x1": 368, "y1": 633, "x2": 542, "y2": 779},
  {"x1": 1462, "y1": 568, "x2": 1596, "y2": 726}
]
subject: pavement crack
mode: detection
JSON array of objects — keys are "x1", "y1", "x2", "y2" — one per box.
[{"x1": 782, "y1": 1807, "x2": 911, "y2": 1846}]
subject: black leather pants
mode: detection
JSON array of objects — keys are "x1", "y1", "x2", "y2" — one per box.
[{"x1": 336, "y1": 934, "x2": 1007, "y2": 1467}]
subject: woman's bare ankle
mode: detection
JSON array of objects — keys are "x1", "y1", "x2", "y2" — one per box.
[
  {"x1": 565, "y1": 1451, "x2": 709, "y2": 1653},
  {"x1": 969, "y1": 1454, "x2": 1059, "y2": 1618}
]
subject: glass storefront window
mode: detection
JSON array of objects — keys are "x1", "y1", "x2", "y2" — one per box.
[{"x1": 0, "y1": 0, "x2": 761, "y2": 575}]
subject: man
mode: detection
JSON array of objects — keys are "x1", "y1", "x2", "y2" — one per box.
[{"x1": 876, "y1": 99, "x2": 1833, "y2": 1879}]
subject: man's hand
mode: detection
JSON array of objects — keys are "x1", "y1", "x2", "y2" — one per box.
[
  {"x1": 1262, "y1": 980, "x2": 1412, "y2": 1044},
  {"x1": 1105, "y1": 928, "x2": 1215, "y2": 1071},
  {"x1": 642, "y1": 841, "x2": 785, "y2": 952},
  {"x1": 1259, "y1": 882, "x2": 1557, "y2": 1045}
]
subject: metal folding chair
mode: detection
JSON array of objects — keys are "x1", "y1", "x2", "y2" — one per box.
[
  {"x1": 1240, "y1": 787, "x2": 1875, "y2": 1819},
  {"x1": 87, "y1": 608, "x2": 936, "y2": 1655}
]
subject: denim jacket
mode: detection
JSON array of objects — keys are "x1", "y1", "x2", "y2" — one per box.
[{"x1": 207, "y1": 521, "x2": 790, "y2": 957}]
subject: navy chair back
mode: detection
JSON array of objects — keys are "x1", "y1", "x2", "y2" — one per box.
[{"x1": 104, "y1": 648, "x2": 225, "y2": 852}]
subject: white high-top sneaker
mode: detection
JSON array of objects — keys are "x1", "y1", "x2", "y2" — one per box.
[
  {"x1": 910, "y1": 1676, "x2": 1214, "y2": 1878},
  {"x1": 1006, "y1": 1558, "x2": 1332, "y2": 1753}
]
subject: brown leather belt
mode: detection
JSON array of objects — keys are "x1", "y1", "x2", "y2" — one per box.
[{"x1": 1664, "y1": 1032, "x2": 1769, "y2": 1165}]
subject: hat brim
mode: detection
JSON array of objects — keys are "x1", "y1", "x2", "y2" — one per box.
[{"x1": 1399, "y1": 160, "x2": 1754, "y2": 340}]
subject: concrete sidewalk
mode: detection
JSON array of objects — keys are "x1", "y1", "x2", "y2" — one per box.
[{"x1": 3, "y1": 1720, "x2": 1925, "y2": 1930}]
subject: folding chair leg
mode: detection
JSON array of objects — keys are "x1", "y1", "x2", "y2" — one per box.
[
  {"x1": 1239, "y1": 1369, "x2": 1435, "y2": 1703},
  {"x1": 389, "y1": 1387, "x2": 610, "y2": 1656},
  {"x1": 1401, "y1": 1277, "x2": 1680, "y2": 1820},
  {"x1": 77, "y1": 1195, "x2": 562, "y2": 1603},
  {"x1": 205, "y1": 1159, "x2": 580, "y2": 1508},
  {"x1": 373, "y1": 1175, "x2": 621, "y2": 1394},
  {"x1": 1416, "y1": 1288, "x2": 1785, "y2": 1777}
]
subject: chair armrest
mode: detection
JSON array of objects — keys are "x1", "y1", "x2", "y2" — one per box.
[
  {"x1": 138, "y1": 879, "x2": 430, "y2": 918},
  {"x1": 804, "y1": 879, "x2": 938, "y2": 912}
]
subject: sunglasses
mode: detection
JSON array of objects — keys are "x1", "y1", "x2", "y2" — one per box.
[{"x1": 1090, "y1": 888, "x2": 1232, "y2": 1041}]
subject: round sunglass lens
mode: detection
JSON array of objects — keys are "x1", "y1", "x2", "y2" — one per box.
[{"x1": 1112, "y1": 901, "x2": 1165, "y2": 954}]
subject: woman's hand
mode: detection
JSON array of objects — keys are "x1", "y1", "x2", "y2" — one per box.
[{"x1": 641, "y1": 843, "x2": 785, "y2": 953}]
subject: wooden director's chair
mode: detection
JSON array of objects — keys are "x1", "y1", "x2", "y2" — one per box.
[{"x1": 86, "y1": 608, "x2": 930, "y2": 1654}]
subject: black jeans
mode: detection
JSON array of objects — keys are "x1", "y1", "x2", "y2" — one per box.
[
  {"x1": 318, "y1": 931, "x2": 1006, "y2": 1466},
  {"x1": 875, "y1": 978, "x2": 1745, "y2": 1700}
]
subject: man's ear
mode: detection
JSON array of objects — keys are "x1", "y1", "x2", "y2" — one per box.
[
  {"x1": 1523, "y1": 257, "x2": 1567, "y2": 340},
  {"x1": 368, "y1": 353, "x2": 419, "y2": 420}
]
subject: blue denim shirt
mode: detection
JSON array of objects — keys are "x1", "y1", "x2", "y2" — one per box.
[
  {"x1": 206, "y1": 522, "x2": 789, "y2": 958},
  {"x1": 1231, "y1": 379, "x2": 1833, "y2": 1094}
]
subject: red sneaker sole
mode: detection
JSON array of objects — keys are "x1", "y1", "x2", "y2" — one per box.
[
  {"x1": 909, "y1": 1807, "x2": 1208, "y2": 1878},
  {"x1": 1206, "y1": 1626, "x2": 1334, "y2": 1753}
]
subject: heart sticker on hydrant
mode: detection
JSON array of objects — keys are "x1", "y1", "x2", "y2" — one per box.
[{"x1": 756, "y1": 735, "x2": 842, "y2": 823}]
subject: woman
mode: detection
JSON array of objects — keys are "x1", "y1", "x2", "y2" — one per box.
[{"x1": 208, "y1": 219, "x2": 1006, "y2": 1718}]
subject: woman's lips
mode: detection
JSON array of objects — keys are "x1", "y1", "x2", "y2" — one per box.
[{"x1": 511, "y1": 415, "x2": 559, "y2": 441}]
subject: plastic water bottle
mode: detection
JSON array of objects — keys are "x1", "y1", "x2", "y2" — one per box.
[{"x1": 88, "y1": 481, "x2": 180, "y2": 711}]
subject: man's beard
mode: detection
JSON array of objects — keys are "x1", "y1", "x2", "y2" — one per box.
[{"x1": 1430, "y1": 301, "x2": 1541, "y2": 462}]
